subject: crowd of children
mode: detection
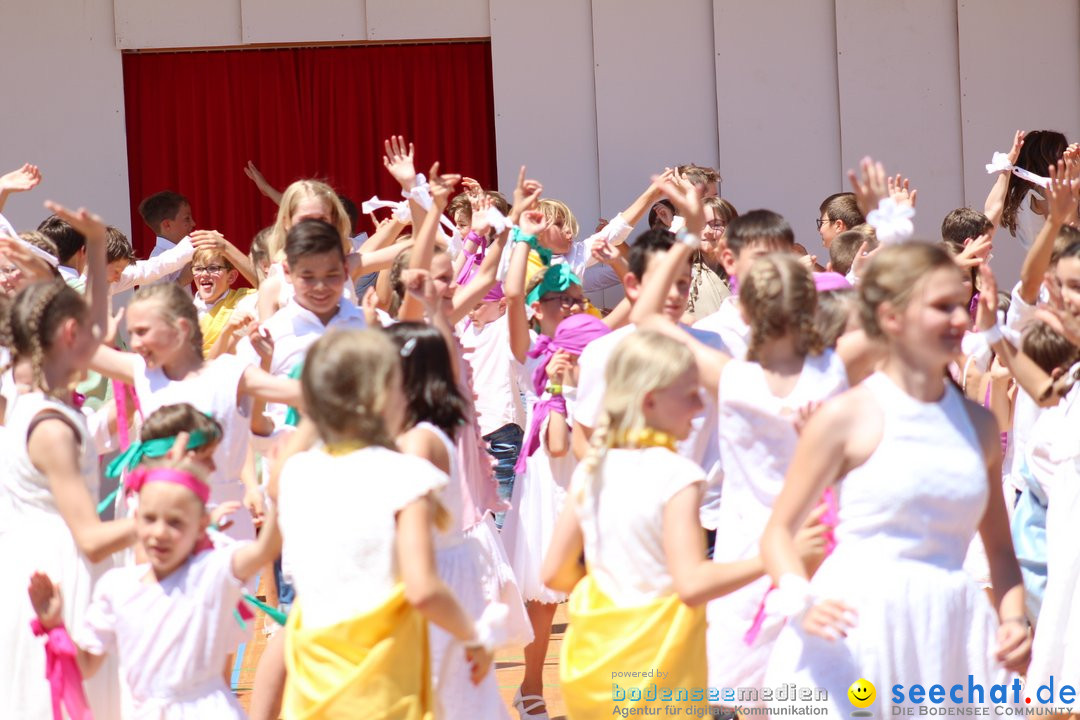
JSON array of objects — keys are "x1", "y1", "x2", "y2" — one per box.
[{"x1": 0, "y1": 127, "x2": 1077, "y2": 720}]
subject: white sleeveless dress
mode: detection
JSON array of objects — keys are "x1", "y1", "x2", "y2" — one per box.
[
  {"x1": 706, "y1": 350, "x2": 848, "y2": 700},
  {"x1": 0, "y1": 393, "x2": 121, "y2": 719},
  {"x1": 764, "y1": 373, "x2": 1014, "y2": 716},
  {"x1": 418, "y1": 422, "x2": 512, "y2": 720}
]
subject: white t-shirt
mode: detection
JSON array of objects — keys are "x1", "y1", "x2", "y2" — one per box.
[
  {"x1": 237, "y1": 297, "x2": 367, "y2": 379},
  {"x1": 572, "y1": 447, "x2": 704, "y2": 604},
  {"x1": 75, "y1": 545, "x2": 247, "y2": 716},
  {"x1": 278, "y1": 445, "x2": 447, "y2": 628},
  {"x1": 149, "y1": 236, "x2": 187, "y2": 286},
  {"x1": 692, "y1": 295, "x2": 749, "y2": 360},
  {"x1": 457, "y1": 314, "x2": 525, "y2": 436}
]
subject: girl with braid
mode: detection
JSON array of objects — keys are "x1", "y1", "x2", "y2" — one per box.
[
  {"x1": 88, "y1": 282, "x2": 301, "y2": 541},
  {"x1": 0, "y1": 203, "x2": 131, "y2": 719}
]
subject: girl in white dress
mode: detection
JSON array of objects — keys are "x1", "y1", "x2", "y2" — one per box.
[
  {"x1": 27, "y1": 448, "x2": 282, "y2": 719},
  {"x1": 276, "y1": 328, "x2": 494, "y2": 717},
  {"x1": 761, "y1": 242, "x2": 1030, "y2": 717},
  {"x1": 389, "y1": 321, "x2": 513, "y2": 720},
  {"x1": 0, "y1": 204, "x2": 133, "y2": 720},
  {"x1": 89, "y1": 282, "x2": 301, "y2": 540}
]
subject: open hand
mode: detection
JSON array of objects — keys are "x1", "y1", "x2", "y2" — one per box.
[
  {"x1": 28, "y1": 572, "x2": 63, "y2": 630},
  {"x1": 0, "y1": 163, "x2": 42, "y2": 195},
  {"x1": 383, "y1": 136, "x2": 418, "y2": 191},
  {"x1": 847, "y1": 156, "x2": 889, "y2": 217}
]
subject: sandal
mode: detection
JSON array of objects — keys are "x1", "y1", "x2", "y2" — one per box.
[{"x1": 512, "y1": 689, "x2": 550, "y2": 720}]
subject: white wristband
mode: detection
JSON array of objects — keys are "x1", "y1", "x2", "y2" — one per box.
[
  {"x1": 979, "y1": 324, "x2": 1004, "y2": 345},
  {"x1": 764, "y1": 574, "x2": 815, "y2": 619},
  {"x1": 675, "y1": 226, "x2": 701, "y2": 250}
]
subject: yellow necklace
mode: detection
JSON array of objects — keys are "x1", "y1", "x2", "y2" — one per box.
[
  {"x1": 618, "y1": 428, "x2": 678, "y2": 451},
  {"x1": 323, "y1": 440, "x2": 368, "y2": 457}
]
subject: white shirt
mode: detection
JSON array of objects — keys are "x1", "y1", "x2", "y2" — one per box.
[
  {"x1": 457, "y1": 314, "x2": 525, "y2": 436},
  {"x1": 109, "y1": 236, "x2": 195, "y2": 295},
  {"x1": 0, "y1": 212, "x2": 16, "y2": 237},
  {"x1": 279, "y1": 446, "x2": 447, "y2": 627},
  {"x1": 572, "y1": 447, "x2": 704, "y2": 604},
  {"x1": 150, "y1": 236, "x2": 187, "y2": 284},
  {"x1": 693, "y1": 295, "x2": 750, "y2": 360}
]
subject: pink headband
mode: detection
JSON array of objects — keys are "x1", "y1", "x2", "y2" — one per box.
[{"x1": 125, "y1": 467, "x2": 210, "y2": 505}]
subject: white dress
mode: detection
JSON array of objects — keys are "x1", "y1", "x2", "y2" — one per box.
[
  {"x1": 707, "y1": 350, "x2": 848, "y2": 700},
  {"x1": 501, "y1": 401, "x2": 577, "y2": 604},
  {"x1": 74, "y1": 546, "x2": 249, "y2": 718},
  {"x1": 764, "y1": 373, "x2": 1013, "y2": 715},
  {"x1": 416, "y1": 422, "x2": 512, "y2": 720},
  {"x1": 130, "y1": 353, "x2": 256, "y2": 540},
  {"x1": 0, "y1": 393, "x2": 121, "y2": 719}
]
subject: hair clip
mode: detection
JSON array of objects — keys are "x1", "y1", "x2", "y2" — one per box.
[{"x1": 399, "y1": 338, "x2": 417, "y2": 357}]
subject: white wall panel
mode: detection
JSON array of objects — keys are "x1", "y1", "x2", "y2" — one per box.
[
  {"x1": 367, "y1": 0, "x2": 489, "y2": 41},
  {"x1": 958, "y1": 0, "x2": 1080, "y2": 285},
  {"x1": 0, "y1": 0, "x2": 131, "y2": 237},
  {"x1": 835, "y1": 0, "x2": 965, "y2": 243},
  {"x1": 489, "y1": 0, "x2": 600, "y2": 222},
  {"x1": 114, "y1": 0, "x2": 242, "y2": 49},
  {"x1": 591, "y1": 0, "x2": 719, "y2": 221},
  {"x1": 714, "y1": 0, "x2": 842, "y2": 258},
  {"x1": 241, "y1": 0, "x2": 367, "y2": 44}
]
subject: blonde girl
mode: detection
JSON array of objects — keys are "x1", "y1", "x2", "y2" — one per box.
[
  {"x1": 276, "y1": 329, "x2": 492, "y2": 717},
  {"x1": 761, "y1": 243, "x2": 1029, "y2": 717},
  {"x1": 88, "y1": 282, "x2": 301, "y2": 539},
  {"x1": 0, "y1": 203, "x2": 131, "y2": 719},
  {"x1": 542, "y1": 331, "x2": 816, "y2": 717}
]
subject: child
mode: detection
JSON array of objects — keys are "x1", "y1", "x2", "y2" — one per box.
[
  {"x1": 190, "y1": 245, "x2": 258, "y2": 357},
  {"x1": 389, "y1": 321, "x2": 516, "y2": 720},
  {"x1": 277, "y1": 329, "x2": 493, "y2": 716},
  {"x1": 28, "y1": 449, "x2": 280, "y2": 718},
  {"x1": 762, "y1": 244, "x2": 1029, "y2": 717},
  {"x1": 692, "y1": 209, "x2": 797, "y2": 358},
  {"x1": 0, "y1": 203, "x2": 132, "y2": 719},
  {"x1": 138, "y1": 190, "x2": 196, "y2": 285},
  {"x1": 38, "y1": 213, "x2": 90, "y2": 291},
  {"x1": 685, "y1": 196, "x2": 737, "y2": 322},
  {"x1": 542, "y1": 330, "x2": 816, "y2": 717},
  {"x1": 816, "y1": 191, "x2": 864, "y2": 250},
  {"x1": 827, "y1": 225, "x2": 877, "y2": 276}
]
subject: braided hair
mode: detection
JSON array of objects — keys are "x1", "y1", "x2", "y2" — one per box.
[{"x1": 1, "y1": 280, "x2": 88, "y2": 396}]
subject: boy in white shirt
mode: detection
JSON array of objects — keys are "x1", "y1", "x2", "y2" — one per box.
[{"x1": 137, "y1": 190, "x2": 197, "y2": 285}]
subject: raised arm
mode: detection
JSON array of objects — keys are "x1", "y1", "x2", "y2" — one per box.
[
  {"x1": 398, "y1": 163, "x2": 459, "y2": 322},
  {"x1": 347, "y1": 238, "x2": 414, "y2": 281},
  {"x1": 503, "y1": 211, "x2": 546, "y2": 364},
  {"x1": 45, "y1": 202, "x2": 108, "y2": 338},
  {"x1": 984, "y1": 131, "x2": 1025, "y2": 230},
  {"x1": 0, "y1": 163, "x2": 42, "y2": 215},
  {"x1": 1019, "y1": 159, "x2": 1080, "y2": 303},
  {"x1": 244, "y1": 161, "x2": 283, "y2": 206},
  {"x1": 113, "y1": 235, "x2": 195, "y2": 294}
]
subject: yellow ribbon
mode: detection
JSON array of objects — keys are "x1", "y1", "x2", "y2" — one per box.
[{"x1": 615, "y1": 428, "x2": 678, "y2": 451}]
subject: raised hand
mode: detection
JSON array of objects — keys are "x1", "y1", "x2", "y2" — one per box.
[
  {"x1": 0, "y1": 163, "x2": 42, "y2": 195},
  {"x1": 509, "y1": 166, "x2": 543, "y2": 223},
  {"x1": 652, "y1": 173, "x2": 705, "y2": 234},
  {"x1": 383, "y1": 135, "x2": 417, "y2": 190},
  {"x1": 974, "y1": 264, "x2": 999, "y2": 332},
  {"x1": 953, "y1": 234, "x2": 993, "y2": 269},
  {"x1": 428, "y1": 162, "x2": 461, "y2": 212},
  {"x1": 1047, "y1": 159, "x2": 1080, "y2": 226},
  {"x1": 461, "y1": 177, "x2": 484, "y2": 201},
  {"x1": 0, "y1": 236, "x2": 55, "y2": 282},
  {"x1": 470, "y1": 195, "x2": 493, "y2": 237},
  {"x1": 591, "y1": 238, "x2": 620, "y2": 266},
  {"x1": 847, "y1": 157, "x2": 889, "y2": 217},
  {"x1": 401, "y1": 268, "x2": 437, "y2": 309},
  {"x1": 849, "y1": 240, "x2": 883, "y2": 280},
  {"x1": 519, "y1": 209, "x2": 545, "y2": 237},
  {"x1": 1007, "y1": 130, "x2": 1026, "y2": 165},
  {"x1": 191, "y1": 229, "x2": 228, "y2": 252},
  {"x1": 887, "y1": 174, "x2": 917, "y2": 208},
  {"x1": 27, "y1": 572, "x2": 64, "y2": 630}
]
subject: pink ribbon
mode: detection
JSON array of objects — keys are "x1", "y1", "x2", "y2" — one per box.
[
  {"x1": 30, "y1": 619, "x2": 93, "y2": 720},
  {"x1": 125, "y1": 467, "x2": 210, "y2": 505}
]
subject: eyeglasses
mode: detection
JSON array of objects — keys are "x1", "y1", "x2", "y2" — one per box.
[
  {"x1": 705, "y1": 221, "x2": 726, "y2": 232},
  {"x1": 192, "y1": 264, "x2": 227, "y2": 276},
  {"x1": 541, "y1": 293, "x2": 585, "y2": 309},
  {"x1": 815, "y1": 218, "x2": 830, "y2": 230}
]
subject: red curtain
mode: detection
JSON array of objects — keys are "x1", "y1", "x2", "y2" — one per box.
[{"x1": 122, "y1": 42, "x2": 497, "y2": 257}]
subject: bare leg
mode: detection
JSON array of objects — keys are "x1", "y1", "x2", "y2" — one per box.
[
  {"x1": 519, "y1": 601, "x2": 557, "y2": 710},
  {"x1": 249, "y1": 629, "x2": 286, "y2": 720}
]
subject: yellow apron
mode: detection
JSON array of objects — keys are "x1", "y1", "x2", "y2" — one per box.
[
  {"x1": 283, "y1": 584, "x2": 433, "y2": 720},
  {"x1": 199, "y1": 288, "x2": 255, "y2": 354},
  {"x1": 560, "y1": 575, "x2": 708, "y2": 718}
]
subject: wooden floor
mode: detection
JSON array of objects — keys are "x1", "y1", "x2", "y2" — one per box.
[{"x1": 233, "y1": 570, "x2": 568, "y2": 719}]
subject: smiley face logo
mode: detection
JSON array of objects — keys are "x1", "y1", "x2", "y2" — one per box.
[{"x1": 848, "y1": 679, "x2": 876, "y2": 714}]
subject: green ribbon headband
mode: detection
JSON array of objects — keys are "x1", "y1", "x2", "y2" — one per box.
[
  {"x1": 526, "y1": 263, "x2": 582, "y2": 306},
  {"x1": 104, "y1": 429, "x2": 215, "y2": 480}
]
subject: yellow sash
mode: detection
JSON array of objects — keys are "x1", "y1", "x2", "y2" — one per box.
[
  {"x1": 283, "y1": 584, "x2": 433, "y2": 720},
  {"x1": 560, "y1": 575, "x2": 707, "y2": 718},
  {"x1": 199, "y1": 288, "x2": 255, "y2": 354}
]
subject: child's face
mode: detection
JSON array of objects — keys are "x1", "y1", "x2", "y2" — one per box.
[
  {"x1": 723, "y1": 240, "x2": 783, "y2": 289},
  {"x1": 0, "y1": 253, "x2": 25, "y2": 295},
  {"x1": 430, "y1": 253, "x2": 457, "y2": 316},
  {"x1": 887, "y1": 267, "x2": 968, "y2": 363},
  {"x1": 454, "y1": 210, "x2": 470, "y2": 238},
  {"x1": 186, "y1": 442, "x2": 218, "y2": 475},
  {"x1": 532, "y1": 284, "x2": 586, "y2": 336},
  {"x1": 192, "y1": 259, "x2": 237, "y2": 304},
  {"x1": 290, "y1": 197, "x2": 332, "y2": 228},
  {"x1": 107, "y1": 259, "x2": 132, "y2": 285},
  {"x1": 162, "y1": 203, "x2": 195, "y2": 241},
  {"x1": 136, "y1": 482, "x2": 208, "y2": 578},
  {"x1": 701, "y1": 206, "x2": 727, "y2": 264},
  {"x1": 127, "y1": 299, "x2": 191, "y2": 368},
  {"x1": 541, "y1": 217, "x2": 574, "y2": 255},
  {"x1": 633, "y1": 252, "x2": 692, "y2": 323},
  {"x1": 285, "y1": 251, "x2": 348, "y2": 323},
  {"x1": 643, "y1": 365, "x2": 704, "y2": 440},
  {"x1": 1053, "y1": 257, "x2": 1080, "y2": 317},
  {"x1": 467, "y1": 298, "x2": 505, "y2": 327}
]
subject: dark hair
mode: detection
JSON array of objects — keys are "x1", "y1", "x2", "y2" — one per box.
[
  {"x1": 627, "y1": 228, "x2": 678, "y2": 280},
  {"x1": 105, "y1": 227, "x2": 136, "y2": 265},
  {"x1": 725, "y1": 209, "x2": 795, "y2": 258},
  {"x1": 285, "y1": 219, "x2": 347, "y2": 267},
  {"x1": 1022, "y1": 322, "x2": 1080, "y2": 374},
  {"x1": 337, "y1": 195, "x2": 359, "y2": 233},
  {"x1": 140, "y1": 403, "x2": 223, "y2": 445},
  {"x1": 941, "y1": 208, "x2": 993, "y2": 246},
  {"x1": 829, "y1": 229, "x2": 876, "y2": 276},
  {"x1": 37, "y1": 215, "x2": 85, "y2": 265},
  {"x1": 647, "y1": 199, "x2": 676, "y2": 229},
  {"x1": 385, "y1": 323, "x2": 468, "y2": 438},
  {"x1": 1003, "y1": 131, "x2": 1068, "y2": 234},
  {"x1": 818, "y1": 193, "x2": 864, "y2": 229},
  {"x1": 0, "y1": 280, "x2": 88, "y2": 392},
  {"x1": 138, "y1": 191, "x2": 189, "y2": 233}
]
